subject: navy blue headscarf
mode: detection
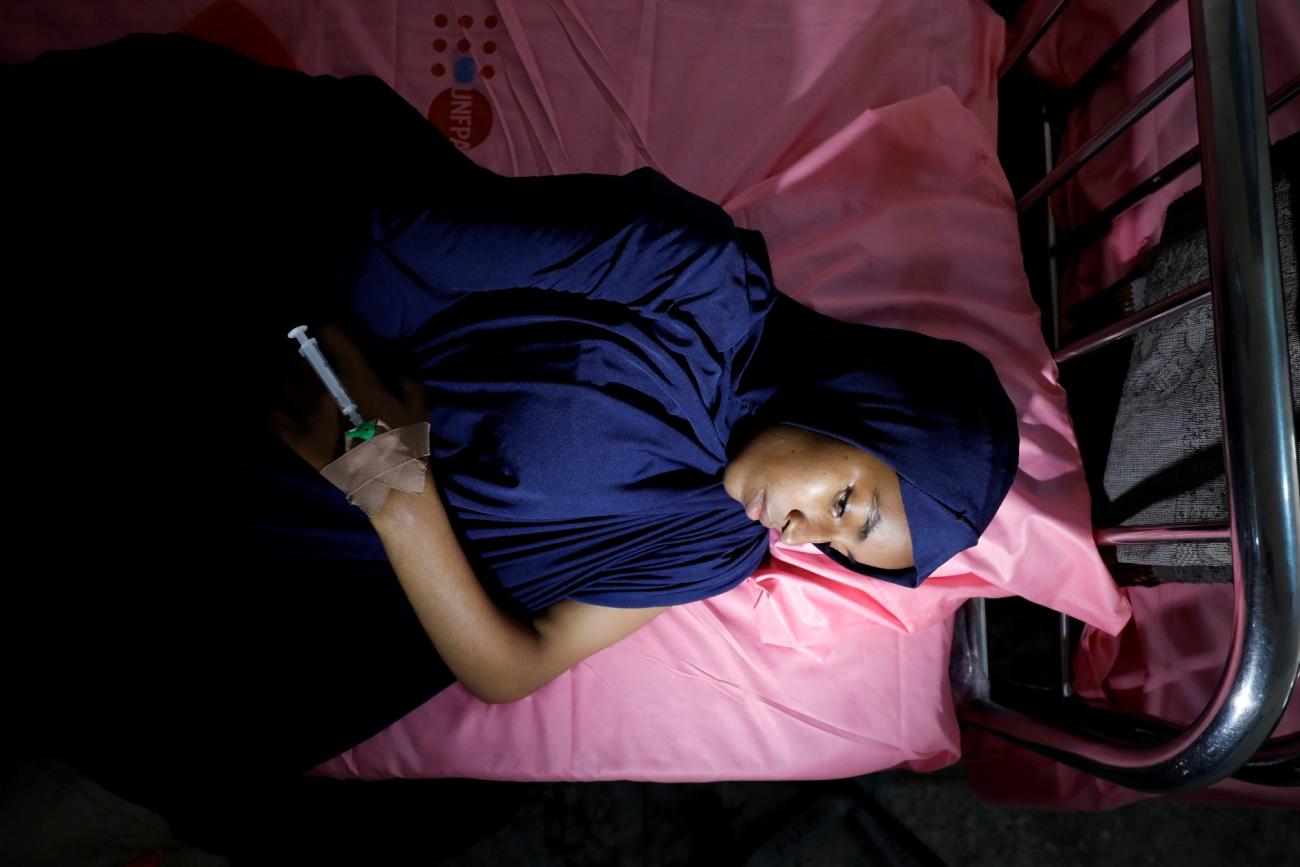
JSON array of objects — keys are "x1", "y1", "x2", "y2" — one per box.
[
  {"x1": 742, "y1": 280, "x2": 1020, "y2": 587},
  {"x1": 327, "y1": 157, "x2": 1019, "y2": 606}
]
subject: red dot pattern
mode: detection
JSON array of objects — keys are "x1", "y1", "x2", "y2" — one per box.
[{"x1": 433, "y1": 10, "x2": 503, "y2": 82}]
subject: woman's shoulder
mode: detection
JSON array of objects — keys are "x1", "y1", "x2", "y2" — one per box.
[{"x1": 618, "y1": 166, "x2": 736, "y2": 237}]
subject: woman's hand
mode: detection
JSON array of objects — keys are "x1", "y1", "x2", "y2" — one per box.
[
  {"x1": 269, "y1": 327, "x2": 661, "y2": 705},
  {"x1": 268, "y1": 325, "x2": 427, "y2": 471}
]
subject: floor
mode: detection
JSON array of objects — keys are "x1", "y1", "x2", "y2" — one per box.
[{"x1": 2, "y1": 748, "x2": 1295, "y2": 867}]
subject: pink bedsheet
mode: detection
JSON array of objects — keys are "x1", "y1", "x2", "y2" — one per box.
[{"x1": 4, "y1": 1, "x2": 1130, "y2": 782}]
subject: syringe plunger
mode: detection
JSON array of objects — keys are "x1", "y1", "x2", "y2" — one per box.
[{"x1": 287, "y1": 325, "x2": 365, "y2": 428}]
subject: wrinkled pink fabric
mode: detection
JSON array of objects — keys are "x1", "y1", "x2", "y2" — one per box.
[
  {"x1": 1017, "y1": 0, "x2": 1300, "y2": 317},
  {"x1": 328, "y1": 592, "x2": 964, "y2": 781},
  {"x1": 4, "y1": 1, "x2": 1132, "y2": 781},
  {"x1": 966, "y1": 584, "x2": 1300, "y2": 810}
]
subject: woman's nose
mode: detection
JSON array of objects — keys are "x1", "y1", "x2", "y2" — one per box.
[{"x1": 781, "y1": 511, "x2": 829, "y2": 546}]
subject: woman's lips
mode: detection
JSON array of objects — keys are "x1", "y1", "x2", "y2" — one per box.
[{"x1": 744, "y1": 488, "x2": 767, "y2": 524}]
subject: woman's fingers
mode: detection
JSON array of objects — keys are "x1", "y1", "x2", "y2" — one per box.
[
  {"x1": 267, "y1": 408, "x2": 299, "y2": 439},
  {"x1": 317, "y1": 324, "x2": 385, "y2": 390},
  {"x1": 278, "y1": 355, "x2": 325, "y2": 416},
  {"x1": 270, "y1": 325, "x2": 426, "y2": 472},
  {"x1": 267, "y1": 397, "x2": 343, "y2": 470}
]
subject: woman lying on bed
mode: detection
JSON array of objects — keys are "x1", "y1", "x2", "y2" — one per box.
[{"x1": 9, "y1": 32, "x2": 1018, "y2": 803}]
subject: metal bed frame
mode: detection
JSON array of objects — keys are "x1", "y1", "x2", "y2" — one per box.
[{"x1": 951, "y1": 0, "x2": 1300, "y2": 792}]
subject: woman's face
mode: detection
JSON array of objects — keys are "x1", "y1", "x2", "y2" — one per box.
[{"x1": 724, "y1": 424, "x2": 914, "y2": 569}]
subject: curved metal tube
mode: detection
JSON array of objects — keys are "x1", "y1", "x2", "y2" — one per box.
[{"x1": 962, "y1": 0, "x2": 1300, "y2": 792}]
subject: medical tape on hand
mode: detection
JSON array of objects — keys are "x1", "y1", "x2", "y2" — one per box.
[{"x1": 321, "y1": 422, "x2": 432, "y2": 516}]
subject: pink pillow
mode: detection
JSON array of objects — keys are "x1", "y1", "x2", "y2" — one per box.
[{"x1": 730, "y1": 87, "x2": 1130, "y2": 652}]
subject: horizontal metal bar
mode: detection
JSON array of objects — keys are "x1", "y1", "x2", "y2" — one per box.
[
  {"x1": 1233, "y1": 732, "x2": 1300, "y2": 786},
  {"x1": 1094, "y1": 522, "x2": 1230, "y2": 546},
  {"x1": 1051, "y1": 0, "x2": 1181, "y2": 115},
  {"x1": 1018, "y1": 52, "x2": 1193, "y2": 213},
  {"x1": 1247, "y1": 730, "x2": 1300, "y2": 763},
  {"x1": 1054, "y1": 148, "x2": 1202, "y2": 260},
  {"x1": 1058, "y1": 612, "x2": 1073, "y2": 698},
  {"x1": 999, "y1": 0, "x2": 1072, "y2": 79},
  {"x1": 1233, "y1": 758, "x2": 1299, "y2": 786},
  {"x1": 1053, "y1": 74, "x2": 1299, "y2": 259},
  {"x1": 1274, "y1": 72, "x2": 1299, "y2": 109},
  {"x1": 1054, "y1": 279, "x2": 1210, "y2": 363}
]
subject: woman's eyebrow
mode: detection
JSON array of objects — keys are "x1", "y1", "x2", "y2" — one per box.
[{"x1": 857, "y1": 487, "x2": 882, "y2": 542}]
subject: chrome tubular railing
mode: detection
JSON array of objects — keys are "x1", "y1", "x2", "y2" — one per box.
[
  {"x1": 1049, "y1": 0, "x2": 1181, "y2": 115},
  {"x1": 1053, "y1": 75, "x2": 1300, "y2": 261},
  {"x1": 958, "y1": 0, "x2": 1300, "y2": 793},
  {"x1": 1017, "y1": 52, "x2": 1194, "y2": 214}
]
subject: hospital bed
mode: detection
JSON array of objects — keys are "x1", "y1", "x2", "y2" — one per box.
[{"x1": 3, "y1": 0, "x2": 1294, "y2": 805}]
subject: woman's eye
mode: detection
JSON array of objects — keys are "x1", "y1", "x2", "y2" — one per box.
[{"x1": 835, "y1": 488, "x2": 851, "y2": 517}]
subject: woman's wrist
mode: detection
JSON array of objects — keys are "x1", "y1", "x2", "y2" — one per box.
[
  {"x1": 316, "y1": 421, "x2": 432, "y2": 516},
  {"x1": 368, "y1": 468, "x2": 437, "y2": 533}
]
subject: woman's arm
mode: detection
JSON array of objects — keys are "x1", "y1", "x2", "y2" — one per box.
[
  {"x1": 270, "y1": 325, "x2": 663, "y2": 704},
  {"x1": 371, "y1": 473, "x2": 663, "y2": 704}
]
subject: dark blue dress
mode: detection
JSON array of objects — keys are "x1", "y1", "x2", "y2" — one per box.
[
  {"x1": 6, "y1": 33, "x2": 774, "y2": 790},
  {"x1": 252, "y1": 165, "x2": 777, "y2": 615}
]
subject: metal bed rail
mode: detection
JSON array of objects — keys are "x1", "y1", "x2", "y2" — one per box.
[
  {"x1": 1053, "y1": 73, "x2": 1299, "y2": 261},
  {"x1": 1049, "y1": 0, "x2": 1181, "y2": 117},
  {"x1": 956, "y1": 0, "x2": 1300, "y2": 793},
  {"x1": 1017, "y1": 51, "x2": 1193, "y2": 213},
  {"x1": 998, "y1": 0, "x2": 1071, "y2": 79}
]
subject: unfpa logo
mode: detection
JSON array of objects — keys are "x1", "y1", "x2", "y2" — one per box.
[{"x1": 426, "y1": 12, "x2": 497, "y2": 150}]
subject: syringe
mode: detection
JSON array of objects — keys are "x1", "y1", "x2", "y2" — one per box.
[{"x1": 287, "y1": 325, "x2": 366, "y2": 428}]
